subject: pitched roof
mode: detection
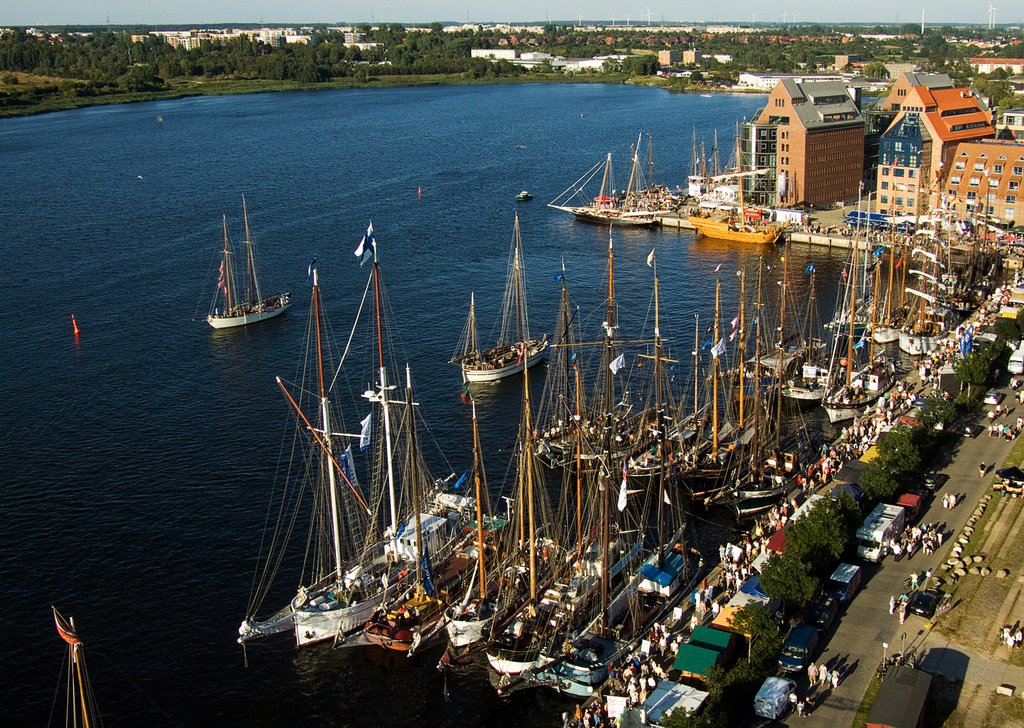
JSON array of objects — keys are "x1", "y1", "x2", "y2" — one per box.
[{"x1": 779, "y1": 78, "x2": 864, "y2": 130}]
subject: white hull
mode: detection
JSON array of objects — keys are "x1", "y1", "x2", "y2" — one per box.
[
  {"x1": 898, "y1": 330, "x2": 941, "y2": 357},
  {"x1": 293, "y1": 595, "x2": 385, "y2": 646},
  {"x1": 462, "y1": 346, "x2": 547, "y2": 383},
  {"x1": 208, "y1": 300, "x2": 290, "y2": 329},
  {"x1": 873, "y1": 327, "x2": 900, "y2": 344},
  {"x1": 446, "y1": 615, "x2": 493, "y2": 648},
  {"x1": 824, "y1": 404, "x2": 858, "y2": 423},
  {"x1": 783, "y1": 385, "x2": 825, "y2": 402}
]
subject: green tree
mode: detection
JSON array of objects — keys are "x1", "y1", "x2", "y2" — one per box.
[
  {"x1": 785, "y1": 494, "x2": 859, "y2": 577},
  {"x1": 875, "y1": 425, "x2": 922, "y2": 479},
  {"x1": 863, "y1": 61, "x2": 889, "y2": 78},
  {"x1": 859, "y1": 463, "x2": 900, "y2": 501},
  {"x1": 919, "y1": 394, "x2": 957, "y2": 430},
  {"x1": 758, "y1": 552, "x2": 819, "y2": 611}
]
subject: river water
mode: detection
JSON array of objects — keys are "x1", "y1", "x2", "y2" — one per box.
[{"x1": 0, "y1": 84, "x2": 855, "y2": 726}]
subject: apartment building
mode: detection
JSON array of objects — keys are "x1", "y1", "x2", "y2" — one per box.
[{"x1": 943, "y1": 140, "x2": 1024, "y2": 224}]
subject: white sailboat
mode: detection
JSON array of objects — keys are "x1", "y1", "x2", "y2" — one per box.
[
  {"x1": 207, "y1": 197, "x2": 291, "y2": 329},
  {"x1": 451, "y1": 214, "x2": 548, "y2": 382}
]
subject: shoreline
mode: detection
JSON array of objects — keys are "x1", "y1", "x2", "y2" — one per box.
[{"x1": 0, "y1": 74, "x2": 753, "y2": 119}]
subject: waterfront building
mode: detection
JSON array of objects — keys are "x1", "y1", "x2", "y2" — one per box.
[
  {"x1": 999, "y1": 110, "x2": 1024, "y2": 142},
  {"x1": 659, "y1": 50, "x2": 681, "y2": 66},
  {"x1": 875, "y1": 85, "x2": 994, "y2": 219},
  {"x1": 736, "y1": 72, "x2": 843, "y2": 91},
  {"x1": 742, "y1": 78, "x2": 864, "y2": 208},
  {"x1": 942, "y1": 139, "x2": 1024, "y2": 224}
]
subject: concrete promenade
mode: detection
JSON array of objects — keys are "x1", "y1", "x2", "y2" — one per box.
[{"x1": 788, "y1": 377, "x2": 1022, "y2": 727}]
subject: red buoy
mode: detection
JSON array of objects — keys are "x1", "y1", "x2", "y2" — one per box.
[{"x1": 71, "y1": 313, "x2": 80, "y2": 335}]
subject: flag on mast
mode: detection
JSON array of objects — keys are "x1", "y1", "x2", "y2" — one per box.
[
  {"x1": 609, "y1": 353, "x2": 626, "y2": 374},
  {"x1": 354, "y1": 222, "x2": 376, "y2": 266},
  {"x1": 359, "y1": 413, "x2": 372, "y2": 451}
]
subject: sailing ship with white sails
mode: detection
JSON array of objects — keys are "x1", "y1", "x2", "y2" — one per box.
[
  {"x1": 207, "y1": 197, "x2": 291, "y2": 329},
  {"x1": 451, "y1": 214, "x2": 548, "y2": 383}
]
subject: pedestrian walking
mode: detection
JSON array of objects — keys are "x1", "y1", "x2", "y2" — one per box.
[
  {"x1": 819, "y1": 664, "x2": 830, "y2": 687},
  {"x1": 789, "y1": 691, "x2": 798, "y2": 713},
  {"x1": 831, "y1": 669, "x2": 840, "y2": 690},
  {"x1": 980, "y1": 462, "x2": 987, "y2": 478},
  {"x1": 796, "y1": 699, "x2": 805, "y2": 718},
  {"x1": 889, "y1": 595, "x2": 896, "y2": 614},
  {"x1": 808, "y1": 662, "x2": 818, "y2": 685}
]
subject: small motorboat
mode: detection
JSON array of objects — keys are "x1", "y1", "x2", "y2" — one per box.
[{"x1": 516, "y1": 190, "x2": 533, "y2": 202}]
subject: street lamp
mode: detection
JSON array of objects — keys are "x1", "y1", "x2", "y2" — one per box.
[
  {"x1": 882, "y1": 641, "x2": 889, "y2": 666},
  {"x1": 902, "y1": 632, "x2": 907, "y2": 658}
]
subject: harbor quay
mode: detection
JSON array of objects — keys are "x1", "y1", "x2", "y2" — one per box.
[{"x1": 559, "y1": 280, "x2": 1024, "y2": 727}]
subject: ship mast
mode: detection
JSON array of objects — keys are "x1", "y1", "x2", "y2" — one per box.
[
  {"x1": 241, "y1": 195, "x2": 261, "y2": 303},
  {"x1": 472, "y1": 401, "x2": 487, "y2": 602},
  {"x1": 221, "y1": 215, "x2": 234, "y2": 313},
  {"x1": 738, "y1": 269, "x2": 746, "y2": 428}
]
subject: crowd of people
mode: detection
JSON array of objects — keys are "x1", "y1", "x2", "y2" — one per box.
[{"x1": 887, "y1": 521, "x2": 946, "y2": 561}]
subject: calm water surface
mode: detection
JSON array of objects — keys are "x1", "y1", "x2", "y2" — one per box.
[{"x1": 0, "y1": 84, "x2": 853, "y2": 726}]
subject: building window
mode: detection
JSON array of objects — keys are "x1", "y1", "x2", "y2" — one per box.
[
  {"x1": 1011, "y1": 181, "x2": 1020, "y2": 191},
  {"x1": 949, "y1": 176, "x2": 961, "y2": 185},
  {"x1": 896, "y1": 196, "x2": 904, "y2": 206},
  {"x1": 970, "y1": 177, "x2": 981, "y2": 186},
  {"x1": 1007, "y1": 209, "x2": 1016, "y2": 219},
  {"x1": 908, "y1": 169, "x2": 916, "y2": 178},
  {"x1": 1009, "y1": 195, "x2": 1017, "y2": 204},
  {"x1": 988, "y1": 193, "x2": 996, "y2": 202},
  {"x1": 881, "y1": 181, "x2": 889, "y2": 190},
  {"x1": 974, "y1": 162, "x2": 985, "y2": 172},
  {"x1": 988, "y1": 206, "x2": 995, "y2": 215},
  {"x1": 990, "y1": 178, "x2": 1000, "y2": 188},
  {"x1": 954, "y1": 161, "x2": 966, "y2": 170},
  {"x1": 881, "y1": 167, "x2": 889, "y2": 176},
  {"x1": 1015, "y1": 166, "x2": 1023, "y2": 175},
  {"x1": 995, "y1": 164, "x2": 1003, "y2": 173},
  {"x1": 880, "y1": 195, "x2": 889, "y2": 204},
  {"x1": 967, "y1": 191, "x2": 977, "y2": 200},
  {"x1": 894, "y1": 168, "x2": 905, "y2": 177},
  {"x1": 907, "y1": 198, "x2": 915, "y2": 207}
]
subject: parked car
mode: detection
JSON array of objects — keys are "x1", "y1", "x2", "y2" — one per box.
[
  {"x1": 804, "y1": 594, "x2": 839, "y2": 634},
  {"x1": 922, "y1": 473, "x2": 949, "y2": 492},
  {"x1": 754, "y1": 676, "x2": 797, "y2": 720},
  {"x1": 778, "y1": 624, "x2": 819, "y2": 673},
  {"x1": 984, "y1": 389, "x2": 1004, "y2": 406},
  {"x1": 907, "y1": 588, "x2": 944, "y2": 618}
]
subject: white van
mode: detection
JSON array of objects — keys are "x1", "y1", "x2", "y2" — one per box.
[
  {"x1": 1009, "y1": 343, "x2": 1024, "y2": 375},
  {"x1": 754, "y1": 676, "x2": 797, "y2": 719},
  {"x1": 856, "y1": 503, "x2": 906, "y2": 562}
]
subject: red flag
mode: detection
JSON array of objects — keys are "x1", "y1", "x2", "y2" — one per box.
[
  {"x1": 460, "y1": 385, "x2": 471, "y2": 404},
  {"x1": 216, "y1": 260, "x2": 225, "y2": 289},
  {"x1": 53, "y1": 607, "x2": 80, "y2": 646}
]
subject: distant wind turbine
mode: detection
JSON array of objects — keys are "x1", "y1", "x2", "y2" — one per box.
[
  {"x1": 625, "y1": 12, "x2": 631, "y2": 27},
  {"x1": 988, "y1": 2, "x2": 998, "y2": 30},
  {"x1": 646, "y1": 6, "x2": 654, "y2": 26}
]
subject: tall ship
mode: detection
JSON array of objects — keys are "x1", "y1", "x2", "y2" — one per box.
[
  {"x1": 238, "y1": 235, "x2": 474, "y2": 649},
  {"x1": 207, "y1": 197, "x2": 291, "y2": 328},
  {"x1": 548, "y1": 133, "x2": 662, "y2": 227},
  {"x1": 451, "y1": 214, "x2": 548, "y2": 382}
]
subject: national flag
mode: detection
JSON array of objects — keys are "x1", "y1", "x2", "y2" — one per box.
[
  {"x1": 52, "y1": 607, "x2": 80, "y2": 647},
  {"x1": 729, "y1": 329, "x2": 738, "y2": 342},
  {"x1": 711, "y1": 338, "x2": 726, "y2": 358},
  {"x1": 354, "y1": 221, "x2": 375, "y2": 266},
  {"x1": 553, "y1": 272, "x2": 565, "y2": 282},
  {"x1": 421, "y1": 545, "x2": 436, "y2": 596},
  {"x1": 460, "y1": 384, "x2": 471, "y2": 403},
  {"x1": 617, "y1": 462, "x2": 629, "y2": 512},
  {"x1": 359, "y1": 413, "x2": 372, "y2": 451},
  {"x1": 888, "y1": 157, "x2": 897, "y2": 174},
  {"x1": 873, "y1": 246, "x2": 886, "y2": 258},
  {"x1": 217, "y1": 260, "x2": 225, "y2": 289},
  {"x1": 609, "y1": 353, "x2": 626, "y2": 374},
  {"x1": 647, "y1": 248, "x2": 656, "y2": 268},
  {"x1": 338, "y1": 446, "x2": 360, "y2": 493},
  {"x1": 854, "y1": 336, "x2": 867, "y2": 350},
  {"x1": 842, "y1": 268, "x2": 848, "y2": 278},
  {"x1": 516, "y1": 343, "x2": 524, "y2": 366},
  {"x1": 805, "y1": 263, "x2": 815, "y2": 274},
  {"x1": 306, "y1": 256, "x2": 317, "y2": 283}
]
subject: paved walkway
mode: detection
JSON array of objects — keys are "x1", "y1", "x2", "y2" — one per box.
[{"x1": 788, "y1": 378, "x2": 1020, "y2": 727}]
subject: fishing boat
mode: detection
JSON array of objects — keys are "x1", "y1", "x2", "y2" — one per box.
[
  {"x1": 239, "y1": 240, "x2": 473, "y2": 650},
  {"x1": 52, "y1": 607, "x2": 100, "y2": 728},
  {"x1": 548, "y1": 133, "x2": 661, "y2": 227},
  {"x1": 516, "y1": 190, "x2": 533, "y2": 202},
  {"x1": 451, "y1": 214, "x2": 548, "y2": 382},
  {"x1": 207, "y1": 197, "x2": 291, "y2": 328}
]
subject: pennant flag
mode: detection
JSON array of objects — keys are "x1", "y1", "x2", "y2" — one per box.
[
  {"x1": 359, "y1": 413, "x2": 372, "y2": 451},
  {"x1": 569, "y1": 351, "x2": 577, "y2": 365},
  {"x1": 338, "y1": 446, "x2": 360, "y2": 492},
  {"x1": 421, "y1": 545, "x2": 436, "y2": 596},
  {"x1": 664, "y1": 489, "x2": 672, "y2": 506},
  {"x1": 553, "y1": 272, "x2": 565, "y2": 282},
  {"x1": 647, "y1": 249, "x2": 656, "y2": 268},
  {"x1": 460, "y1": 384, "x2": 471, "y2": 403},
  {"x1": 873, "y1": 246, "x2": 886, "y2": 258},
  {"x1": 705, "y1": 325, "x2": 714, "y2": 334},
  {"x1": 805, "y1": 263, "x2": 815, "y2": 274},
  {"x1": 617, "y1": 462, "x2": 629, "y2": 512},
  {"x1": 730, "y1": 315, "x2": 739, "y2": 330},
  {"x1": 395, "y1": 519, "x2": 407, "y2": 539},
  {"x1": 729, "y1": 329, "x2": 738, "y2": 342},
  {"x1": 354, "y1": 221, "x2": 375, "y2": 266},
  {"x1": 306, "y1": 256, "x2": 317, "y2": 283},
  {"x1": 714, "y1": 263, "x2": 723, "y2": 272},
  {"x1": 711, "y1": 338, "x2": 726, "y2": 358},
  {"x1": 453, "y1": 470, "x2": 468, "y2": 490},
  {"x1": 701, "y1": 337, "x2": 713, "y2": 351},
  {"x1": 750, "y1": 317, "x2": 758, "y2": 327},
  {"x1": 52, "y1": 607, "x2": 80, "y2": 646},
  {"x1": 669, "y1": 363, "x2": 678, "y2": 372},
  {"x1": 609, "y1": 353, "x2": 626, "y2": 374}
]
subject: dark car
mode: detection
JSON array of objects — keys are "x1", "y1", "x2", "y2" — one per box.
[
  {"x1": 922, "y1": 473, "x2": 950, "y2": 492},
  {"x1": 778, "y1": 624, "x2": 819, "y2": 673},
  {"x1": 804, "y1": 594, "x2": 839, "y2": 634},
  {"x1": 907, "y1": 588, "x2": 944, "y2": 618}
]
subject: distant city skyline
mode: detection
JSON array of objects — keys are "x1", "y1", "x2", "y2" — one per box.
[{"x1": 1, "y1": 2, "x2": 1019, "y2": 28}]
